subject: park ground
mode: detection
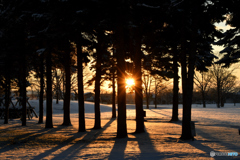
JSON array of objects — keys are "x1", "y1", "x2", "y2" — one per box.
[{"x1": 0, "y1": 100, "x2": 240, "y2": 160}]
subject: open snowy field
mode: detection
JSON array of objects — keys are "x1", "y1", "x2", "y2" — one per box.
[{"x1": 0, "y1": 100, "x2": 240, "y2": 160}]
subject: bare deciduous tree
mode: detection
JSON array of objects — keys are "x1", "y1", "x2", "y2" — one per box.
[
  {"x1": 194, "y1": 71, "x2": 212, "y2": 108},
  {"x1": 209, "y1": 64, "x2": 237, "y2": 107}
]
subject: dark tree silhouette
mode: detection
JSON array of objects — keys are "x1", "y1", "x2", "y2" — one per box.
[
  {"x1": 77, "y1": 44, "x2": 86, "y2": 132},
  {"x1": 45, "y1": 52, "x2": 53, "y2": 128},
  {"x1": 134, "y1": 29, "x2": 144, "y2": 133},
  {"x1": 170, "y1": 51, "x2": 179, "y2": 122},
  {"x1": 4, "y1": 61, "x2": 10, "y2": 124},
  {"x1": 62, "y1": 50, "x2": 72, "y2": 126},
  {"x1": 21, "y1": 54, "x2": 27, "y2": 126},
  {"x1": 93, "y1": 32, "x2": 106, "y2": 129},
  {"x1": 111, "y1": 60, "x2": 117, "y2": 119},
  {"x1": 116, "y1": 28, "x2": 127, "y2": 138},
  {"x1": 38, "y1": 54, "x2": 44, "y2": 124}
]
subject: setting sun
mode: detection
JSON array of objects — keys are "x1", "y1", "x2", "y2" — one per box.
[{"x1": 126, "y1": 78, "x2": 135, "y2": 87}]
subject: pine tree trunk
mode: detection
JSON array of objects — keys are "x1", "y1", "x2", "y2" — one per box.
[
  {"x1": 62, "y1": 52, "x2": 72, "y2": 126},
  {"x1": 134, "y1": 30, "x2": 144, "y2": 133},
  {"x1": 56, "y1": 70, "x2": 59, "y2": 104},
  {"x1": 38, "y1": 54, "x2": 44, "y2": 124},
  {"x1": 93, "y1": 34, "x2": 103, "y2": 129},
  {"x1": 171, "y1": 53, "x2": 179, "y2": 122},
  {"x1": 112, "y1": 67, "x2": 116, "y2": 119},
  {"x1": 180, "y1": 52, "x2": 192, "y2": 140},
  {"x1": 116, "y1": 27, "x2": 127, "y2": 138},
  {"x1": 217, "y1": 81, "x2": 220, "y2": 108},
  {"x1": 220, "y1": 96, "x2": 225, "y2": 107},
  {"x1": 62, "y1": 73, "x2": 65, "y2": 100},
  {"x1": 45, "y1": 52, "x2": 53, "y2": 128},
  {"x1": 4, "y1": 74, "x2": 10, "y2": 124},
  {"x1": 202, "y1": 90, "x2": 206, "y2": 108},
  {"x1": 146, "y1": 94, "x2": 149, "y2": 109},
  {"x1": 134, "y1": 54, "x2": 144, "y2": 132},
  {"x1": 21, "y1": 54, "x2": 27, "y2": 126},
  {"x1": 180, "y1": 29, "x2": 196, "y2": 140},
  {"x1": 77, "y1": 44, "x2": 86, "y2": 132},
  {"x1": 155, "y1": 79, "x2": 157, "y2": 109}
]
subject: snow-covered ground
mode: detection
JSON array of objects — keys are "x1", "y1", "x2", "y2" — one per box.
[{"x1": 0, "y1": 100, "x2": 240, "y2": 160}]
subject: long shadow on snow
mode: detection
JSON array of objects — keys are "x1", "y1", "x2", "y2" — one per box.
[
  {"x1": 162, "y1": 125, "x2": 240, "y2": 159},
  {"x1": 108, "y1": 136, "x2": 128, "y2": 159},
  {"x1": 148, "y1": 109, "x2": 173, "y2": 119},
  {"x1": 0, "y1": 123, "x2": 65, "y2": 153},
  {"x1": 194, "y1": 128, "x2": 240, "y2": 153},
  {"x1": 108, "y1": 125, "x2": 162, "y2": 160},
  {"x1": 159, "y1": 137, "x2": 217, "y2": 159},
  {"x1": 34, "y1": 118, "x2": 116, "y2": 160}
]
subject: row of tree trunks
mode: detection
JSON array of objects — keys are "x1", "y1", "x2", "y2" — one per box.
[
  {"x1": 3, "y1": 53, "x2": 31, "y2": 125},
  {"x1": 42, "y1": 44, "x2": 86, "y2": 130}
]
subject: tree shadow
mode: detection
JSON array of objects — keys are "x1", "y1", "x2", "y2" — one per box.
[
  {"x1": 195, "y1": 128, "x2": 240, "y2": 152},
  {"x1": 0, "y1": 123, "x2": 66, "y2": 153},
  {"x1": 162, "y1": 125, "x2": 240, "y2": 159},
  {"x1": 132, "y1": 131, "x2": 163, "y2": 159},
  {"x1": 34, "y1": 118, "x2": 116, "y2": 160},
  {"x1": 149, "y1": 109, "x2": 172, "y2": 118},
  {"x1": 108, "y1": 137, "x2": 128, "y2": 159},
  {"x1": 108, "y1": 125, "x2": 162, "y2": 160}
]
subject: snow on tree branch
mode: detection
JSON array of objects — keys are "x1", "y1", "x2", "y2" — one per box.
[
  {"x1": 36, "y1": 48, "x2": 46, "y2": 55},
  {"x1": 137, "y1": 3, "x2": 160, "y2": 9},
  {"x1": 170, "y1": 0, "x2": 184, "y2": 7}
]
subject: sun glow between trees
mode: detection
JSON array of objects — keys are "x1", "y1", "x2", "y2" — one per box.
[{"x1": 126, "y1": 78, "x2": 135, "y2": 88}]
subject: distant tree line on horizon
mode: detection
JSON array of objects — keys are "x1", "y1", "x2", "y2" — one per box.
[{"x1": 0, "y1": 0, "x2": 240, "y2": 140}]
